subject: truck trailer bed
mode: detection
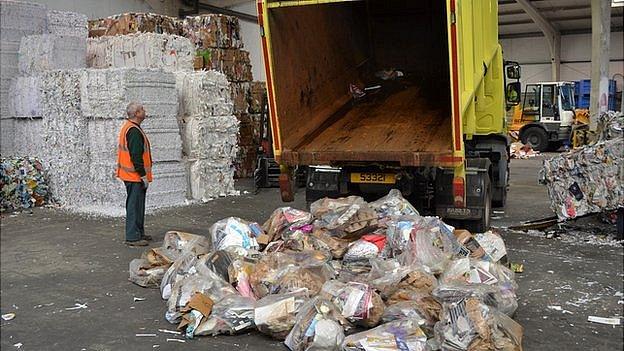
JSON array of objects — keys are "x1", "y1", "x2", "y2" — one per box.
[{"x1": 281, "y1": 85, "x2": 453, "y2": 167}]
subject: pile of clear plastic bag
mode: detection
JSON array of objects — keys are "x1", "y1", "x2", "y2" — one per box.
[{"x1": 127, "y1": 189, "x2": 523, "y2": 349}]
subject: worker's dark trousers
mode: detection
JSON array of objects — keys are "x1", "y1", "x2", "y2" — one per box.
[{"x1": 125, "y1": 181, "x2": 146, "y2": 242}]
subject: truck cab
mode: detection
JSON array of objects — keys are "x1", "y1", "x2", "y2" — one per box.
[{"x1": 513, "y1": 82, "x2": 576, "y2": 151}]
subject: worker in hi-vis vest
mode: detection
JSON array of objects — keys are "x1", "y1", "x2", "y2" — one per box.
[{"x1": 116, "y1": 102, "x2": 153, "y2": 246}]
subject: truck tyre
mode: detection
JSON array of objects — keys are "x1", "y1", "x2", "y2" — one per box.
[
  {"x1": 492, "y1": 156, "x2": 508, "y2": 207},
  {"x1": 521, "y1": 127, "x2": 549, "y2": 152},
  {"x1": 465, "y1": 177, "x2": 492, "y2": 233}
]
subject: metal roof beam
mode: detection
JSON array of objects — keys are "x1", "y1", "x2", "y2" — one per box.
[{"x1": 514, "y1": 0, "x2": 561, "y2": 80}]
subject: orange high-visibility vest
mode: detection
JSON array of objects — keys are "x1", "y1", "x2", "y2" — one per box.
[{"x1": 116, "y1": 120, "x2": 153, "y2": 182}]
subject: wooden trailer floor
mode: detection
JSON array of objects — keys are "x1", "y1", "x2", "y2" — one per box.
[{"x1": 281, "y1": 85, "x2": 454, "y2": 166}]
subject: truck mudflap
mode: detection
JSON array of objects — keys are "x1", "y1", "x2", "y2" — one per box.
[{"x1": 436, "y1": 158, "x2": 491, "y2": 221}]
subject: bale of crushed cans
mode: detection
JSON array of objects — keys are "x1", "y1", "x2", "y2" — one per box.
[
  {"x1": 0, "y1": 156, "x2": 50, "y2": 212},
  {"x1": 129, "y1": 189, "x2": 523, "y2": 350},
  {"x1": 540, "y1": 111, "x2": 623, "y2": 220}
]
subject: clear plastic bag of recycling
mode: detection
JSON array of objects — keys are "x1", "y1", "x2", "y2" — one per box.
[
  {"x1": 342, "y1": 317, "x2": 428, "y2": 351},
  {"x1": 209, "y1": 217, "x2": 262, "y2": 252},
  {"x1": 254, "y1": 289, "x2": 310, "y2": 340},
  {"x1": 284, "y1": 297, "x2": 351, "y2": 351},
  {"x1": 194, "y1": 295, "x2": 256, "y2": 336}
]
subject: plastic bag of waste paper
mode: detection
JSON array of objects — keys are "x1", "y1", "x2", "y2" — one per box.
[
  {"x1": 255, "y1": 289, "x2": 310, "y2": 340},
  {"x1": 386, "y1": 293, "x2": 441, "y2": 330},
  {"x1": 209, "y1": 217, "x2": 262, "y2": 252},
  {"x1": 383, "y1": 216, "x2": 420, "y2": 258},
  {"x1": 162, "y1": 230, "x2": 211, "y2": 259},
  {"x1": 342, "y1": 317, "x2": 428, "y2": 351},
  {"x1": 433, "y1": 292, "x2": 523, "y2": 351},
  {"x1": 284, "y1": 297, "x2": 351, "y2": 351},
  {"x1": 342, "y1": 234, "x2": 386, "y2": 263},
  {"x1": 194, "y1": 295, "x2": 256, "y2": 336},
  {"x1": 370, "y1": 189, "x2": 419, "y2": 219},
  {"x1": 194, "y1": 250, "x2": 238, "y2": 282},
  {"x1": 310, "y1": 228, "x2": 354, "y2": 259},
  {"x1": 129, "y1": 258, "x2": 168, "y2": 288},
  {"x1": 160, "y1": 251, "x2": 201, "y2": 300},
  {"x1": 228, "y1": 258, "x2": 257, "y2": 299},
  {"x1": 473, "y1": 231, "x2": 507, "y2": 263},
  {"x1": 439, "y1": 258, "x2": 518, "y2": 316},
  {"x1": 320, "y1": 280, "x2": 384, "y2": 328},
  {"x1": 311, "y1": 196, "x2": 378, "y2": 239},
  {"x1": 250, "y1": 250, "x2": 332, "y2": 298},
  {"x1": 365, "y1": 258, "x2": 412, "y2": 297},
  {"x1": 262, "y1": 207, "x2": 313, "y2": 243},
  {"x1": 381, "y1": 301, "x2": 428, "y2": 325},
  {"x1": 398, "y1": 217, "x2": 456, "y2": 274},
  {"x1": 165, "y1": 269, "x2": 238, "y2": 324}
]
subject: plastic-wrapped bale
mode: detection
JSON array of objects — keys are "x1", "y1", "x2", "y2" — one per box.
[
  {"x1": 88, "y1": 12, "x2": 181, "y2": 37},
  {"x1": 181, "y1": 14, "x2": 243, "y2": 49},
  {"x1": 86, "y1": 33, "x2": 194, "y2": 72},
  {"x1": 18, "y1": 34, "x2": 86, "y2": 75},
  {"x1": 0, "y1": 156, "x2": 50, "y2": 212},
  {"x1": 0, "y1": 0, "x2": 47, "y2": 121},
  {"x1": 47, "y1": 10, "x2": 88, "y2": 37},
  {"x1": 539, "y1": 137, "x2": 624, "y2": 220},
  {"x1": 201, "y1": 48, "x2": 253, "y2": 82},
  {"x1": 8, "y1": 76, "x2": 42, "y2": 118}
]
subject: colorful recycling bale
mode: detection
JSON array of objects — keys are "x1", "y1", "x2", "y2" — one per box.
[{"x1": 0, "y1": 156, "x2": 50, "y2": 211}]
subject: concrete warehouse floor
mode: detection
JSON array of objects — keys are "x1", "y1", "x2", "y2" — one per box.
[{"x1": 1, "y1": 155, "x2": 623, "y2": 351}]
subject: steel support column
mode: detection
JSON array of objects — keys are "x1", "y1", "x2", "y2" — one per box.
[{"x1": 590, "y1": 0, "x2": 612, "y2": 130}]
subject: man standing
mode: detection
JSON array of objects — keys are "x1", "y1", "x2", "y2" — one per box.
[{"x1": 117, "y1": 102, "x2": 153, "y2": 246}]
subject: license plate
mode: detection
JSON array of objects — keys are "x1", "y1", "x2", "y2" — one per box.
[{"x1": 350, "y1": 173, "x2": 396, "y2": 184}]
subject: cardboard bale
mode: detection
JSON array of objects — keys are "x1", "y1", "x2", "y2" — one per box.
[
  {"x1": 47, "y1": 10, "x2": 88, "y2": 37},
  {"x1": 87, "y1": 32, "x2": 194, "y2": 72},
  {"x1": 181, "y1": 14, "x2": 243, "y2": 49},
  {"x1": 88, "y1": 12, "x2": 181, "y2": 37},
  {"x1": 230, "y1": 82, "x2": 251, "y2": 114},
  {"x1": 202, "y1": 48, "x2": 253, "y2": 82},
  {"x1": 18, "y1": 34, "x2": 87, "y2": 75},
  {"x1": 248, "y1": 81, "x2": 266, "y2": 114}
]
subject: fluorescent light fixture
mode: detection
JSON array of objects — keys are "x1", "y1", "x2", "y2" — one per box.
[{"x1": 613, "y1": 0, "x2": 624, "y2": 8}]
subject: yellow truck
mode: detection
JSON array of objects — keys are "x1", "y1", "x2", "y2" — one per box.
[{"x1": 257, "y1": 0, "x2": 521, "y2": 231}]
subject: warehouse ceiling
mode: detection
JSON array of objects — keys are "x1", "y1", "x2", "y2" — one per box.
[
  {"x1": 181, "y1": 0, "x2": 624, "y2": 38},
  {"x1": 498, "y1": 0, "x2": 624, "y2": 38}
]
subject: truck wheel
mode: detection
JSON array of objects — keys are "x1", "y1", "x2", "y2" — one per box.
[
  {"x1": 521, "y1": 127, "x2": 549, "y2": 152},
  {"x1": 465, "y1": 178, "x2": 492, "y2": 233}
]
